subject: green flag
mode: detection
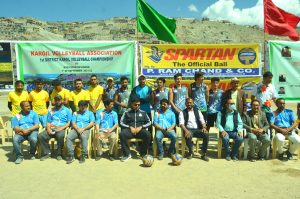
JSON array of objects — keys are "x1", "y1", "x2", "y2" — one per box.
[{"x1": 137, "y1": 0, "x2": 179, "y2": 43}]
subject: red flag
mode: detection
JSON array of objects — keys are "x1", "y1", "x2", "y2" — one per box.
[{"x1": 264, "y1": 0, "x2": 300, "y2": 41}]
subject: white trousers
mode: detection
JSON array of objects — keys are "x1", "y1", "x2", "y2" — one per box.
[{"x1": 275, "y1": 131, "x2": 300, "y2": 154}]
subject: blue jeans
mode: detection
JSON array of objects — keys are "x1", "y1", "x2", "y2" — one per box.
[
  {"x1": 155, "y1": 130, "x2": 177, "y2": 155},
  {"x1": 221, "y1": 131, "x2": 243, "y2": 158},
  {"x1": 13, "y1": 131, "x2": 38, "y2": 158}
]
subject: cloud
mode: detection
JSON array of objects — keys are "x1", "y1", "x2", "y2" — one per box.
[
  {"x1": 202, "y1": 0, "x2": 300, "y2": 27},
  {"x1": 188, "y1": 4, "x2": 199, "y2": 13}
]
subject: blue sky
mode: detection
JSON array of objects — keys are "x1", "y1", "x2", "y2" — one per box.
[{"x1": 1, "y1": 0, "x2": 299, "y2": 26}]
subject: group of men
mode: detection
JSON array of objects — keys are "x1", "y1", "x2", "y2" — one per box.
[{"x1": 8, "y1": 71, "x2": 300, "y2": 164}]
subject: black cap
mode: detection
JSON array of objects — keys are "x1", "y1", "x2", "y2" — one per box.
[
  {"x1": 263, "y1": 71, "x2": 273, "y2": 78},
  {"x1": 54, "y1": 94, "x2": 62, "y2": 100},
  {"x1": 78, "y1": 100, "x2": 88, "y2": 106}
]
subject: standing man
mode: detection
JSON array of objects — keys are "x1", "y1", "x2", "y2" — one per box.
[
  {"x1": 221, "y1": 77, "x2": 246, "y2": 115},
  {"x1": 153, "y1": 99, "x2": 177, "y2": 160},
  {"x1": 87, "y1": 74, "x2": 105, "y2": 113},
  {"x1": 114, "y1": 76, "x2": 131, "y2": 122},
  {"x1": 207, "y1": 77, "x2": 223, "y2": 132},
  {"x1": 189, "y1": 72, "x2": 209, "y2": 122},
  {"x1": 216, "y1": 98, "x2": 244, "y2": 161},
  {"x1": 66, "y1": 100, "x2": 95, "y2": 164},
  {"x1": 169, "y1": 73, "x2": 189, "y2": 124},
  {"x1": 50, "y1": 79, "x2": 70, "y2": 107},
  {"x1": 270, "y1": 98, "x2": 300, "y2": 160},
  {"x1": 38, "y1": 95, "x2": 72, "y2": 161},
  {"x1": 119, "y1": 98, "x2": 152, "y2": 162},
  {"x1": 179, "y1": 98, "x2": 209, "y2": 161},
  {"x1": 94, "y1": 99, "x2": 118, "y2": 161},
  {"x1": 129, "y1": 75, "x2": 152, "y2": 121},
  {"x1": 28, "y1": 79, "x2": 50, "y2": 128},
  {"x1": 69, "y1": 79, "x2": 90, "y2": 112},
  {"x1": 152, "y1": 77, "x2": 169, "y2": 112},
  {"x1": 12, "y1": 101, "x2": 40, "y2": 164},
  {"x1": 104, "y1": 77, "x2": 118, "y2": 112},
  {"x1": 8, "y1": 80, "x2": 29, "y2": 117},
  {"x1": 242, "y1": 100, "x2": 270, "y2": 161},
  {"x1": 251, "y1": 71, "x2": 277, "y2": 123}
]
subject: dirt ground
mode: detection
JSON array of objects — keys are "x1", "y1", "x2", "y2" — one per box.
[{"x1": 0, "y1": 92, "x2": 299, "y2": 199}]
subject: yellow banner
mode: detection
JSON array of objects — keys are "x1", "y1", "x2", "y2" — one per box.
[
  {"x1": 0, "y1": 63, "x2": 12, "y2": 72},
  {"x1": 142, "y1": 44, "x2": 260, "y2": 77}
]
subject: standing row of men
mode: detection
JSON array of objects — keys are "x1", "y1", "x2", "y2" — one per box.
[{"x1": 9, "y1": 71, "x2": 300, "y2": 164}]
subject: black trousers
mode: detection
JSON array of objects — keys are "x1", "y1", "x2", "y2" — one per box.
[
  {"x1": 120, "y1": 128, "x2": 151, "y2": 157},
  {"x1": 185, "y1": 128, "x2": 209, "y2": 155}
]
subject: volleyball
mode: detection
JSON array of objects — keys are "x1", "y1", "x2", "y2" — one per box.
[
  {"x1": 142, "y1": 155, "x2": 154, "y2": 167},
  {"x1": 171, "y1": 154, "x2": 183, "y2": 166}
]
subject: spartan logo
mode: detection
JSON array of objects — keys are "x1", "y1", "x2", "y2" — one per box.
[
  {"x1": 146, "y1": 46, "x2": 164, "y2": 63},
  {"x1": 238, "y1": 48, "x2": 256, "y2": 65}
]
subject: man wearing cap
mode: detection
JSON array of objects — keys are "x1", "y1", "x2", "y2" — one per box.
[
  {"x1": 221, "y1": 77, "x2": 246, "y2": 115},
  {"x1": 69, "y1": 79, "x2": 90, "y2": 112},
  {"x1": 129, "y1": 74, "x2": 153, "y2": 121},
  {"x1": 66, "y1": 100, "x2": 95, "y2": 164},
  {"x1": 50, "y1": 79, "x2": 70, "y2": 107},
  {"x1": 38, "y1": 94, "x2": 72, "y2": 161},
  {"x1": 189, "y1": 72, "x2": 209, "y2": 122},
  {"x1": 114, "y1": 76, "x2": 131, "y2": 122},
  {"x1": 105, "y1": 77, "x2": 118, "y2": 112},
  {"x1": 12, "y1": 101, "x2": 40, "y2": 164},
  {"x1": 251, "y1": 71, "x2": 277, "y2": 123},
  {"x1": 87, "y1": 74, "x2": 104, "y2": 113},
  {"x1": 29, "y1": 79, "x2": 50, "y2": 128}
]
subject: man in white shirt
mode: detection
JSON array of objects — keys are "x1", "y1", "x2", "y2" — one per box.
[{"x1": 179, "y1": 98, "x2": 209, "y2": 161}]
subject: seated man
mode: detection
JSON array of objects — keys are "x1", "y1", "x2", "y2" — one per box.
[
  {"x1": 153, "y1": 99, "x2": 177, "y2": 160},
  {"x1": 12, "y1": 101, "x2": 40, "y2": 164},
  {"x1": 119, "y1": 98, "x2": 151, "y2": 162},
  {"x1": 38, "y1": 95, "x2": 72, "y2": 161},
  {"x1": 66, "y1": 100, "x2": 95, "y2": 164},
  {"x1": 179, "y1": 98, "x2": 209, "y2": 161},
  {"x1": 243, "y1": 100, "x2": 270, "y2": 161},
  {"x1": 94, "y1": 99, "x2": 118, "y2": 161},
  {"x1": 216, "y1": 98, "x2": 243, "y2": 161},
  {"x1": 270, "y1": 98, "x2": 300, "y2": 160}
]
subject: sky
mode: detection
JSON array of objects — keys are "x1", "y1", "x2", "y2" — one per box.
[{"x1": 1, "y1": 0, "x2": 300, "y2": 27}]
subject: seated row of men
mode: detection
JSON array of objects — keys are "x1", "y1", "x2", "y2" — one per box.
[{"x1": 12, "y1": 92, "x2": 300, "y2": 164}]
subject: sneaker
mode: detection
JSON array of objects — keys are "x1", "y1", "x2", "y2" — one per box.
[
  {"x1": 201, "y1": 154, "x2": 209, "y2": 162},
  {"x1": 158, "y1": 154, "x2": 163, "y2": 160},
  {"x1": 232, "y1": 156, "x2": 238, "y2": 161},
  {"x1": 120, "y1": 155, "x2": 131, "y2": 162},
  {"x1": 95, "y1": 155, "x2": 101, "y2": 161},
  {"x1": 225, "y1": 156, "x2": 231, "y2": 161},
  {"x1": 287, "y1": 151, "x2": 293, "y2": 160},
  {"x1": 15, "y1": 157, "x2": 23, "y2": 164},
  {"x1": 109, "y1": 154, "x2": 115, "y2": 161},
  {"x1": 249, "y1": 158, "x2": 256, "y2": 162},
  {"x1": 29, "y1": 154, "x2": 36, "y2": 160},
  {"x1": 56, "y1": 155, "x2": 63, "y2": 161},
  {"x1": 79, "y1": 155, "x2": 86, "y2": 164},
  {"x1": 186, "y1": 153, "x2": 193, "y2": 160},
  {"x1": 278, "y1": 153, "x2": 284, "y2": 161},
  {"x1": 66, "y1": 156, "x2": 75, "y2": 164},
  {"x1": 40, "y1": 154, "x2": 51, "y2": 161}
]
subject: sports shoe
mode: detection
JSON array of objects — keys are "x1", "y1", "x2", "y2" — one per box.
[
  {"x1": 66, "y1": 156, "x2": 75, "y2": 164},
  {"x1": 79, "y1": 155, "x2": 86, "y2": 164},
  {"x1": 40, "y1": 154, "x2": 51, "y2": 161},
  {"x1": 56, "y1": 155, "x2": 63, "y2": 161},
  {"x1": 95, "y1": 155, "x2": 101, "y2": 161},
  {"x1": 15, "y1": 157, "x2": 23, "y2": 164},
  {"x1": 225, "y1": 156, "x2": 231, "y2": 161},
  {"x1": 287, "y1": 151, "x2": 293, "y2": 160},
  {"x1": 109, "y1": 154, "x2": 115, "y2": 161},
  {"x1": 120, "y1": 154, "x2": 131, "y2": 162},
  {"x1": 232, "y1": 156, "x2": 238, "y2": 161},
  {"x1": 201, "y1": 154, "x2": 209, "y2": 162},
  {"x1": 158, "y1": 154, "x2": 163, "y2": 160},
  {"x1": 249, "y1": 158, "x2": 256, "y2": 162},
  {"x1": 278, "y1": 153, "x2": 284, "y2": 161},
  {"x1": 186, "y1": 153, "x2": 193, "y2": 160},
  {"x1": 29, "y1": 154, "x2": 36, "y2": 160}
]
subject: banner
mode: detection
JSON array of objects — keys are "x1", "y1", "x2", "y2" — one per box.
[
  {"x1": 269, "y1": 41, "x2": 300, "y2": 101},
  {"x1": 146, "y1": 77, "x2": 260, "y2": 109},
  {"x1": 0, "y1": 42, "x2": 13, "y2": 89},
  {"x1": 141, "y1": 44, "x2": 260, "y2": 77},
  {"x1": 16, "y1": 41, "x2": 135, "y2": 92}
]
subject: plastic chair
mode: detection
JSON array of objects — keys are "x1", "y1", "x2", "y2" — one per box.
[
  {"x1": 217, "y1": 129, "x2": 243, "y2": 159},
  {"x1": 179, "y1": 126, "x2": 204, "y2": 157},
  {"x1": 0, "y1": 117, "x2": 12, "y2": 145}
]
